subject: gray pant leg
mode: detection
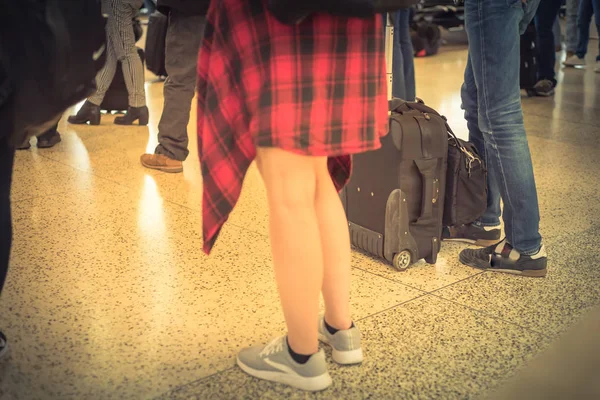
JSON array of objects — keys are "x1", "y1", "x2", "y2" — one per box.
[{"x1": 155, "y1": 12, "x2": 206, "y2": 161}]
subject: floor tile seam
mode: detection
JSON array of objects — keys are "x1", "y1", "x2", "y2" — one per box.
[
  {"x1": 423, "y1": 270, "x2": 487, "y2": 296},
  {"x1": 350, "y1": 265, "x2": 431, "y2": 295},
  {"x1": 357, "y1": 291, "x2": 554, "y2": 347},
  {"x1": 352, "y1": 263, "x2": 487, "y2": 295},
  {"x1": 151, "y1": 367, "x2": 237, "y2": 400},
  {"x1": 354, "y1": 292, "x2": 431, "y2": 324},
  {"x1": 427, "y1": 291, "x2": 552, "y2": 339}
]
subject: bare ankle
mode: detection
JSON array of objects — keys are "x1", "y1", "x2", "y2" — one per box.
[{"x1": 287, "y1": 335, "x2": 318, "y2": 356}]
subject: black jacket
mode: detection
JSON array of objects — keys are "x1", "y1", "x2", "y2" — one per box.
[{"x1": 157, "y1": 0, "x2": 210, "y2": 16}]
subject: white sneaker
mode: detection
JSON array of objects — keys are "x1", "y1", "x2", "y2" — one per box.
[
  {"x1": 563, "y1": 55, "x2": 586, "y2": 67},
  {"x1": 318, "y1": 316, "x2": 364, "y2": 365},
  {"x1": 595, "y1": 61, "x2": 600, "y2": 73}
]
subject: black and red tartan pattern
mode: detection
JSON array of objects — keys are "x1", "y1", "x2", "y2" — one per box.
[{"x1": 197, "y1": 0, "x2": 389, "y2": 254}]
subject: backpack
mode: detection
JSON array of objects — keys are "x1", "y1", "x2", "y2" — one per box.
[
  {"x1": 443, "y1": 126, "x2": 488, "y2": 227},
  {"x1": 0, "y1": 0, "x2": 106, "y2": 145}
]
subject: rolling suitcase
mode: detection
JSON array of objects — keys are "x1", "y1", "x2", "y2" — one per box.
[
  {"x1": 101, "y1": 47, "x2": 145, "y2": 112},
  {"x1": 340, "y1": 14, "x2": 448, "y2": 271},
  {"x1": 145, "y1": 10, "x2": 168, "y2": 77},
  {"x1": 520, "y1": 21, "x2": 538, "y2": 97}
]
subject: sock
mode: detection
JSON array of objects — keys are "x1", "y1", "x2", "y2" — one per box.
[
  {"x1": 324, "y1": 319, "x2": 355, "y2": 335},
  {"x1": 287, "y1": 338, "x2": 312, "y2": 364}
]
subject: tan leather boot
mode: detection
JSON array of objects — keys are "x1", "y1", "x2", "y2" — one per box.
[{"x1": 140, "y1": 154, "x2": 183, "y2": 173}]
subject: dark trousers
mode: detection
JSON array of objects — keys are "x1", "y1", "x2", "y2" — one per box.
[
  {"x1": 382, "y1": 11, "x2": 416, "y2": 101},
  {"x1": 576, "y1": 0, "x2": 600, "y2": 60},
  {"x1": 144, "y1": 0, "x2": 156, "y2": 13},
  {"x1": 155, "y1": 11, "x2": 206, "y2": 161},
  {"x1": 535, "y1": 0, "x2": 564, "y2": 83},
  {"x1": 0, "y1": 136, "x2": 15, "y2": 294}
]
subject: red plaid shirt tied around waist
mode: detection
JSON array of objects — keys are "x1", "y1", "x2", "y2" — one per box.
[{"x1": 197, "y1": 0, "x2": 389, "y2": 254}]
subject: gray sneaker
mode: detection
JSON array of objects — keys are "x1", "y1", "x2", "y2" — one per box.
[
  {"x1": 318, "y1": 316, "x2": 363, "y2": 365},
  {"x1": 237, "y1": 336, "x2": 332, "y2": 392},
  {"x1": 563, "y1": 54, "x2": 586, "y2": 67}
]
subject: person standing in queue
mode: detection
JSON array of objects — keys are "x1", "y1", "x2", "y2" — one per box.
[
  {"x1": 68, "y1": 0, "x2": 148, "y2": 126},
  {"x1": 444, "y1": 0, "x2": 548, "y2": 277},
  {"x1": 140, "y1": 0, "x2": 209, "y2": 173}
]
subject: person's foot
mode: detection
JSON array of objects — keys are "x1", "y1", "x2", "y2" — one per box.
[
  {"x1": 442, "y1": 223, "x2": 502, "y2": 247},
  {"x1": 0, "y1": 331, "x2": 8, "y2": 360},
  {"x1": 595, "y1": 61, "x2": 600, "y2": 73},
  {"x1": 16, "y1": 138, "x2": 31, "y2": 150},
  {"x1": 563, "y1": 54, "x2": 586, "y2": 67},
  {"x1": 237, "y1": 336, "x2": 332, "y2": 392},
  {"x1": 565, "y1": 51, "x2": 576, "y2": 59},
  {"x1": 37, "y1": 131, "x2": 62, "y2": 149},
  {"x1": 533, "y1": 79, "x2": 556, "y2": 97},
  {"x1": 67, "y1": 100, "x2": 101, "y2": 125},
  {"x1": 318, "y1": 316, "x2": 363, "y2": 365},
  {"x1": 140, "y1": 154, "x2": 183, "y2": 173},
  {"x1": 114, "y1": 106, "x2": 149, "y2": 126},
  {"x1": 459, "y1": 239, "x2": 548, "y2": 277}
]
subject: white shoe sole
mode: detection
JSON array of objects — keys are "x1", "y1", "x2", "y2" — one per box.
[
  {"x1": 318, "y1": 333, "x2": 364, "y2": 365},
  {"x1": 236, "y1": 356, "x2": 332, "y2": 392},
  {"x1": 442, "y1": 237, "x2": 500, "y2": 247}
]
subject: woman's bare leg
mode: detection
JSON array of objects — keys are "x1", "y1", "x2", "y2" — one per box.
[
  {"x1": 315, "y1": 165, "x2": 353, "y2": 331},
  {"x1": 256, "y1": 147, "x2": 324, "y2": 355}
]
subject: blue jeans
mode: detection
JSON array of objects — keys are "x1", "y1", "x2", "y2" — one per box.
[
  {"x1": 461, "y1": 0, "x2": 542, "y2": 255},
  {"x1": 576, "y1": 0, "x2": 600, "y2": 60},
  {"x1": 535, "y1": 0, "x2": 564, "y2": 83},
  {"x1": 393, "y1": 10, "x2": 416, "y2": 100},
  {"x1": 566, "y1": 0, "x2": 580, "y2": 52},
  {"x1": 382, "y1": 11, "x2": 416, "y2": 100}
]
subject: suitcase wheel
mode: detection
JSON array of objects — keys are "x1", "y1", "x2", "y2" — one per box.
[{"x1": 392, "y1": 250, "x2": 412, "y2": 271}]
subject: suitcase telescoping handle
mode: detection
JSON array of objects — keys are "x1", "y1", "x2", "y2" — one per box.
[{"x1": 385, "y1": 12, "x2": 394, "y2": 102}]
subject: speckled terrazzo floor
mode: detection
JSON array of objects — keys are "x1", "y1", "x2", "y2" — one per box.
[{"x1": 1, "y1": 35, "x2": 599, "y2": 400}]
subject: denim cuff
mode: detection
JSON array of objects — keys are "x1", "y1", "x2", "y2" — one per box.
[{"x1": 474, "y1": 219, "x2": 501, "y2": 228}]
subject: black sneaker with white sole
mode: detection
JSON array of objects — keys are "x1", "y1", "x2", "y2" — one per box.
[
  {"x1": 459, "y1": 239, "x2": 548, "y2": 277},
  {"x1": 533, "y1": 79, "x2": 556, "y2": 97},
  {"x1": 0, "y1": 331, "x2": 8, "y2": 360},
  {"x1": 442, "y1": 223, "x2": 502, "y2": 247}
]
